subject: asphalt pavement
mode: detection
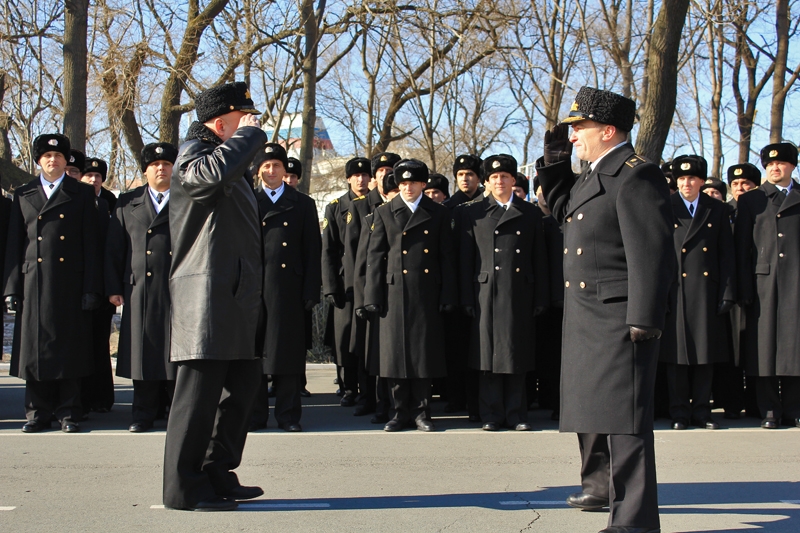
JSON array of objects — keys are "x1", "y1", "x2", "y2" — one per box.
[{"x1": 0, "y1": 363, "x2": 798, "y2": 533}]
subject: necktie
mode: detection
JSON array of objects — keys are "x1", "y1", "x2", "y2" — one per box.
[
  {"x1": 156, "y1": 192, "x2": 164, "y2": 204},
  {"x1": 504, "y1": 205, "x2": 508, "y2": 210},
  {"x1": 689, "y1": 203, "x2": 694, "y2": 216},
  {"x1": 271, "y1": 190, "x2": 277, "y2": 197},
  {"x1": 49, "y1": 183, "x2": 54, "y2": 189},
  {"x1": 779, "y1": 189, "x2": 788, "y2": 200}
]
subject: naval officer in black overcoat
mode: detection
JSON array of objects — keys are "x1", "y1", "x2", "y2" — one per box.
[
  {"x1": 660, "y1": 155, "x2": 736, "y2": 431},
  {"x1": 536, "y1": 87, "x2": 674, "y2": 533},
  {"x1": 105, "y1": 142, "x2": 178, "y2": 432},
  {"x1": 735, "y1": 142, "x2": 800, "y2": 429}
]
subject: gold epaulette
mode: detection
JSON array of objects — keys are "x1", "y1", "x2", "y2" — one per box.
[{"x1": 625, "y1": 155, "x2": 646, "y2": 168}]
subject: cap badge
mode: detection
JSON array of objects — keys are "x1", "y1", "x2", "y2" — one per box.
[
  {"x1": 69, "y1": 156, "x2": 75, "y2": 163},
  {"x1": 245, "y1": 90, "x2": 251, "y2": 100},
  {"x1": 769, "y1": 149, "x2": 778, "y2": 158},
  {"x1": 492, "y1": 161, "x2": 501, "y2": 169},
  {"x1": 380, "y1": 155, "x2": 387, "y2": 162},
  {"x1": 403, "y1": 171, "x2": 412, "y2": 179},
  {"x1": 734, "y1": 168, "x2": 743, "y2": 176},
  {"x1": 570, "y1": 102, "x2": 579, "y2": 111},
  {"x1": 358, "y1": 162, "x2": 363, "y2": 167},
  {"x1": 92, "y1": 161, "x2": 99, "y2": 167},
  {"x1": 459, "y1": 158, "x2": 464, "y2": 163},
  {"x1": 48, "y1": 139, "x2": 58, "y2": 146},
  {"x1": 265, "y1": 147, "x2": 273, "y2": 153},
  {"x1": 155, "y1": 147, "x2": 164, "y2": 154},
  {"x1": 705, "y1": 179, "x2": 713, "y2": 184},
  {"x1": 680, "y1": 162, "x2": 691, "y2": 171}
]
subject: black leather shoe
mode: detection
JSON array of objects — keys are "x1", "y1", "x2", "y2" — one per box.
[
  {"x1": 22, "y1": 420, "x2": 51, "y2": 433},
  {"x1": 248, "y1": 422, "x2": 267, "y2": 432},
  {"x1": 61, "y1": 421, "x2": 80, "y2": 433},
  {"x1": 443, "y1": 402, "x2": 464, "y2": 413},
  {"x1": 384, "y1": 420, "x2": 403, "y2": 432},
  {"x1": 299, "y1": 388, "x2": 312, "y2": 398},
  {"x1": 220, "y1": 485, "x2": 263, "y2": 501},
  {"x1": 129, "y1": 421, "x2": 153, "y2": 433},
  {"x1": 598, "y1": 527, "x2": 660, "y2": 533},
  {"x1": 671, "y1": 419, "x2": 688, "y2": 430},
  {"x1": 353, "y1": 405, "x2": 375, "y2": 416},
  {"x1": 189, "y1": 497, "x2": 238, "y2": 511},
  {"x1": 416, "y1": 419, "x2": 435, "y2": 432},
  {"x1": 482, "y1": 422, "x2": 499, "y2": 431},
  {"x1": 566, "y1": 491, "x2": 608, "y2": 510},
  {"x1": 335, "y1": 388, "x2": 343, "y2": 397},
  {"x1": 370, "y1": 414, "x2": 389, "y2": 424},
  {"x1": 340, "y1": 395, "x2": 356, "y2": 407},
  {"x1": 514, "y1": 422, "x2": 531, "y2": 431},
  {"x1": 693, "y1": 417, "x2": 719, "y2": 430},
  {"x1": 761, "y1": 417, "x2": 778, "y2": 429},
  {"x1": 279, "y1": 423, "x2": 302, "y2": 432}
]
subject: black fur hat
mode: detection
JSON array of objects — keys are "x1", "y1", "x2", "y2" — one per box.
[
  {"x1": 394, "y1": 159, "x2": 429, "y2": 183},
  {"x1": 67, "y1": 149, "x2": 85, "y2": 171},
  {"x1": 701, "y1": 177, "x2": 727, "y2": 198},
  {"x1": 141, "y1": 143, "x2": 178, "y2": 172},
  {"x1": 286, "y1": 157, "x2": 302, "y2": 178},
  {"x1": 371, "y1": 152, "x2": 401, "y2": 175},
  {"x1": 195, "y1": 81, "x2": 261, "y2": 123},
  {"x1": 562, "y1": 87, "x2": 636, "y2": 132},
  {"x1": 726, "y1": 163, "x2": 760, "y2": 185},
  {"x1": 760, "y1": 142, "x2": 798, "y2": 167},
  {"x1": 515, "y1": 172, "x2": 530, "y2": 195},
  {"x1": 346, "y1": 157, "x2": 371, "y2": 178},
  {"x1": 426, "y1": 173, "x2": 450, "y2": 198},
  {"x1": 33, "y1": 133, "x2": 70, "y2": 163},
  {"x1": 83, "y1": 157, "x2": 108, "y2": 182},
  {"x1": 671, "y1": 155, "x2": 708, "y2": 179},
  {"x1": 382, "y1": 170, "x2": 398, "y2": 193},
  {"x1": 482, "y1": 154, "x2": 517, "y2": 179},
  {"x1": 452, "y1": 154, "x2": 482, "y2": 179}
]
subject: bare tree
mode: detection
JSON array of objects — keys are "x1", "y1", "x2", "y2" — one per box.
[
  {"x1": 63, "y1": 0, "x2": 89, "y2": 151},
  {"x1": 769, "y1": 0, "x2": 800, "y2": 142}
]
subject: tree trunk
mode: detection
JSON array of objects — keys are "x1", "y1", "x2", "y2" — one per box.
[
  {"x1": 770, "y1": 0, "x2": 790, "y2": 142},
  {"x1": 634, "y1": 0, "x2": 691, "y2": 162},
  {"x1": 62, "y1": 0, "x2": 89, "y2": 151},
  {"x1": 298, "y1": 0, "x2": 322, "y2": 195}
]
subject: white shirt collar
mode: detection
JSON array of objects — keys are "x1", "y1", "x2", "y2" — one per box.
[
  {"x1": 402, "y1": 192, "x2": 423, "y2": 213},
  {"x1": 148, "y1": 187, "x2": 170, "y2": 213},
  {"x1": 775, "y1": 181, "x2": 793, "y2": 193},
  {"x1": 494, "y1": 196, "x2": 513, "y2": 210},
  {"x1": 589, "y1": 141, "x2": 628, "y2": 172},
  {"x1": 680, "y1": 194, "x2": 699, "y2": 216},
  {"x1": 40, "y1": 174, "x2": 65, "y2": 199},
  {"x1": 264, "y1": 182, "x2": 285, "y2": 203}
]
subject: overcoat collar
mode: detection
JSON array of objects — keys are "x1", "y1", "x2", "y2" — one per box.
[
  {"x1": 389, "y1": 193, "x2": 434, "y2": 232},
  {"x1": 257, "y1": 183, "x2": 298, "y2": 220},
  {"x1": 761, "y1": 181, "x2": 800, "y2": 214},
  {"x1": 677, "y1": 192, "x2": 713, "y2": 243},
  {"x1": 31, "y1": 176, "x2": 84, "y2": 216},
  {"x1": 131, "y1": 185, "x2": 170, "y2": 229},
  {"x1": 485, "y1": 194, "x2": 524, "y2": 225},
  {"x1": 567, "y1": 143, "x2": 636, "y2": 216}
]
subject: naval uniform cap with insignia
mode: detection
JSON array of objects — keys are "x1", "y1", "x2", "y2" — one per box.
[
  {"x1": 481, "y1": 154, "x2": 517, "y2": 180},
  {"x1": 286, "y1": 157, "x2": 302, "y2": 178},
  {"x1": 425, "y1": 173, "x2": 450, "y2": 198},
  {"x1": 194, "y1": 81, "x2": 261, "y2": 123},
  {"x1": 760, "y1": 142, "x2": 798, "y2": 168},
  {"x1": 67, "y1": 149, "x2": 86, "y2": 172},
  {"x1": 33, "y1": 133, "x2": 71, "y2": 163},
  {"x1": 83, "y1": 157, "x2": 108, "y2": 182},
  {"x1": 561, "y1": 86, "x2": 636, "y2": 132},
  {"x1": 250, "y1": 142, "x2": 288, "y2": 176},
  {"x1": 141, "y1": 142, "x2": 178, "y2": 172},
  {"x1": 452, "y1": 154, "x2": 483, "y2": 181},
  {"x1": 701, "y1": 177, "x2": 727, "y2": 198},
  {"x1": 671, "y1": 154, "x2": 708, "y2": 179},
  {"x1": 371, "y1": 152, "x2": 401, "y2": 175},
  {"x1": 726, "y1": 162, "x2": 760, "y2": 185},
  {"x1": 514, "y1": 172, "x2": 530, "y2": 196},
  {"x1": 393, "y1": 158, "x2": 429, "y2": 183},
  {"x1": 346, "y1": 157, "x2": 372, "y2": 178}
]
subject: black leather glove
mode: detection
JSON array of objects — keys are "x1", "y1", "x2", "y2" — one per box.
[
  {"x1": 4, "y1": 295, "x2": 20, "y2": 312},
  {"x1": 717, "y1": 300, "x2": 735, "y2": 315},
  {"x1": 543, "y1": 123, "x2": 573, "y2": 166},
  {"x1": 439, "y1": 304, "x2": 455, "y2": 313},
  {"x1": 326, "y1": 292, "x2": 345, "y2": 309},
  {"x1": 533, "y1": 306, "x2": 547, "y2": 317},
  {"x1": 630, "y1": 326, "x2": 662, "y2": 343},
  {"x1": 364, "y1": 304, "x2": 381, "y2": 315},
  {"x1": 304, "y1": 300, "x2": 317, "y2": 311},
  {"x1": 462, "y1": 305, "x2": 476, "y2": 318},
  {"x1": 355, "y1": 307, "x2": 368, "y2": 320},
  {"x1": 82, "y1": 293, "x2": 103, "y2": 311}
]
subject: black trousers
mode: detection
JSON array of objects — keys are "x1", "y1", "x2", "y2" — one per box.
[
  {"x1": 25, "y1": 378, "x2": 81, "y2": 423},
  {"x1": 665, "y1": 363, "x2": 714, "y2": 421},
  {"x1": 356, "y1": 361, "x2": 376, "y2": 409},
  {"x1": 80, "y1": 304, "x2": 115, "y2": 411},
  {"x1": 756, "y1": 376, "x2": 800, "y2": 420},
  {"x1": 712, "y1": 362, "x2": 745, "y2": 415},
  {"x1": 577, "y1": 432, "x2": 660, "y2": 529},
  {"x1": 251, "y1": 373, "x2": 303, "y2": 426},
  {"x1": 336, "y1": 364, "x2": 358, "y2": 398},
  {"x1": 162, "y1": 358, "x2": 261, "y2": 509},
  {"x1": 132, "y1": 380, "x2": 175, "y2": 424},
  {"x1": 387, "y1": 378, "x2": 432, "y2": 423},
  {"x1": 375, "y1": 377, "x2": 391, "y2": 418},
  {"x1": 535, "y1": 307, "x2": 563, "y2": 412},
  {"x1": 478, "y1": 372, "x2": 527, "y2": 426}
]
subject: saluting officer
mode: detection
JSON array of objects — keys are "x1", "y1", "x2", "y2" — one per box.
[
  {"x1": 105, "y1": 142, "x2": 178, "y2": 432},
  {"x1": 364, "y1": 159, "x2": 457, "y2": 432},
  {"x1": 459, "y1": 154, "x2": 549, "y2": 431},
  {"x1": 321, "y1": 157, "x2": 371, "y2": 406},
  {"x1": 249, "y1": 143, "x2": 321, "y2": 432},
  {"x1": 536, "y1": 87, "x2": 673, "y2": 533},
  {"x1": 735, "y1": 142, "x2": 800, "y2": 429},
  {"x1": 163, "y1": 82, "x2": 267, "y2": 511},
  {"x1": 660, "y1": 155, "x2": 735, "y2": 431},
  {"x1": 3, "y1": 133, "x2": 103, "y2": 433}
]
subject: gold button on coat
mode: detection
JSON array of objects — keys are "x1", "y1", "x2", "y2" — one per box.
[
  {"x1": 778, "y1": 233, "x2": 783, "y2": 238},
  {"x1": 146, "y1": 251, "x2": 152, "y2": 255},
  {"x1": 682, "y1": 273, "x2": 687, "y2": 278},
  {"x1": 565, "y1": 281, "x2": 570, "y2": 287},
  {"x1": 424, "y1": 269, "x2": 429, "y2": 273},
  {"x1": 147, "y1": 229, "x2": 152, "y2": 234},
  {"x1": 577, "y1": 213, "x2": 584, "y2": 220},
  {"x1": 681, "y1": 248, "x2": 686, "y2": 253},
  {"x1": 703, "y1": 272, "x2": 708, "y2": 276},
  {"x1": 779, "y1": 253, "x2": 785, "y2": 258},
  {"x1": 37, "y1": 258, "x2": 42, "y2": 262},
  {"x1": 579, "y1": 282, "x2": 586, "y2": 288},
  {"x1": 423, "y1": 249, "x2": 428, "y2": 253},
  {"x1": 282, "y1": 242, "x2": 287, "y2": 247},
  {"x1": 59, "y1": 214, "x2": 64, "y2": 219},
  {"x1": 564, "y1": 248, "x2": 568, "y2": 255},
  {"x1": 403, "y1": 250, "x2": 407, "y2": 254},
  {"x1": 146, "y1": 272, "x2": 152, "y2": 276},
  {"x1": 403, "y1": 269, "x2": 408, "y2": 274},
  {"x1": 494, "y1": 248, "x2": 500, "y2": 252},
  {"x1": 281, "y1": 264, "x2": 286, "y2": 268},
  {"x1": 702, "y1": 247, "x2": 707, "y2": 252},
  {"x1": 424, "y1": 230, "x2": 429, "y2": 234},
  {"x1": 60, "y1": 236, "x2": 65, "y2": 240},
  {"x1": 262, "y1": 222, "x2": 266, "y2": 226},
  {"x1": 37, "y1": 236, "x2": 42, "y2": 241},
  {"x1": 495, "y1": 266, "x2": 500, "y2": 270},
  {"x1": 283, "y1": 222, "x2": 288, "y2": 226},
  {"x1": 516, "y1": 268, "x2": 520, "y2": 272},
  {"x1": 577, "y1": 248, "x2": 583, "y2": 255},
  {"x1": 59, "y1": 258, "x2": 64, "y2": 262}
]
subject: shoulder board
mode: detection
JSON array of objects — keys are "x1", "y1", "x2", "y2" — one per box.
[
  {"x1": 353, "y1": 195, "x2": 366, "y2": 201},
  {"x1": 625, "y1": 155, "x2": 646, "y2": 168},
  {"x1": 463, "y1": 197, "x2": 483, "y2": 207},
  {"x1": 329, "y1": 198, "x2": 339, "y2": 204}
]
